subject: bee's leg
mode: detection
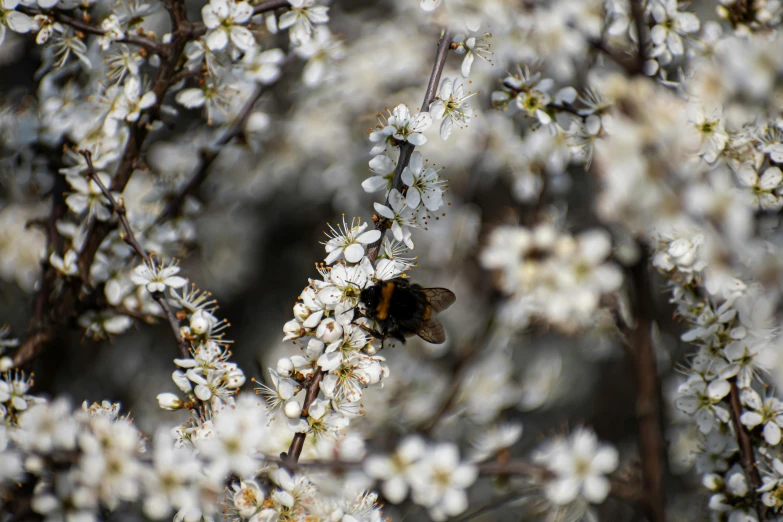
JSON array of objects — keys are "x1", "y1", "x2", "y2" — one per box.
[{"x1": 358, "y1": 323, "x2": 385, "y2": 342}]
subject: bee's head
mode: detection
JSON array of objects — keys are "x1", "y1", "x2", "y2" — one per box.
[{"x1": 359, "y1": 284, "x2": 380, "y2": 310}]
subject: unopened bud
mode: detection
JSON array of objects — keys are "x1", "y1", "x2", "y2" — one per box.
[
  {"x1": 283, "y1": 319, "x2": 305, "y2": 340},
  {"x1": 316, "y1": 318, "x2": 343, "y2": 343},
  {"x1": 284, "y1": 400, "x2": 302, "y2": 419},
  {"x1": 294, "y1": 303, "x2": 311, "y2": 322},
  {"x1": 157, "y1": 393, "x2": 183, "y2": 410},
  {"x1": 277, "y1": 358, "x2": 294, "y2": 377}
]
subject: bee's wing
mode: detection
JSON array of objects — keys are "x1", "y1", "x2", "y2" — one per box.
[
  {"x1": 422, "y1": 288, "x2": 456, "y2": 314},
  {"x1": 417, "y1": 317, "x2": 447, "y2": 344}
]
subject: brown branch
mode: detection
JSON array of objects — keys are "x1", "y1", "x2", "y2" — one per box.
[
  {"x1": 283, "y1": 368, "x2": 325, "y2": 463},
  {"x1": 82, "y1": 151, "x2": 190, "y2": 358},
  {"x1": 157, "y1": 86, "x2": 266, "y2": 223},
  {"x1": 12, "y1": 148, "x2": 70, "y2": 369},
  {"x1": 76, "y1": 5, "x2": 193, "y2": 291},
  {"x1": 18, "y1": 6, "x2": 166, "y2": 55},
  {"x1": 365, "y1": 29, "x2": 453, "y2": 264},
  {"x1": 629, "y1": 0, "x2": 648, "y2": 73},
  {"x1": 12, "y1": 330, "x2": 54, "y2": 368},
  {"x1": 626, "y1": 249, "x2": 667, "y2": 522},
  {"x1": 729, "y1": 379, "x2": 768, "y2": 521}
]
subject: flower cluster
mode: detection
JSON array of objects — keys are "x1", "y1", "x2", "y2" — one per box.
[
  {"x1": 365, "y1": 438, "x2": 478, "y2": 521},
  {"x1": 481, "y1": 224, "x2": 623, "y2": 332}
]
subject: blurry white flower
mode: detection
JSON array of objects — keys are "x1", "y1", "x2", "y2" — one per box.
[
  {"x1": 13, "y1": 399, "x2": 77, "y2": 453},
  {"x1": 649, "y1": 0, "x2": 700, "y2": 57},
  {"x1": 469, "y1": 422, "x2": 523, "y2": 462},
  {"x1": 536, "y1": 429, "x2": 618, "y2": 505},
  {"x1": 49, "y1": 250, "x2": 79, "y2": 276},
  {"x1": 364, "y1": 436, "x2": 426, "y2": 504},
  {"x1": 65, "y1": 172, "x2": 114, "y2": 221},
  {"x1": 295, "y1": 26, "x2": 345, "y2": 87},
  {"x1": 142, "y1": 430, "x2": 201, "y2": 519},
  {"x1": 687, "y1": 103, "x2": 728, "y2": 163},
  {"x1": 736, "y1": 165, "x2": 783, "y2": 211},
  {"x1": 242, "y1": 47, "x2": 285, "y2": 84},
  {"x1": 97, "y1": 14, "x2": 124, "y2": 50},
  {"x1": 409, "y1": 443, "x2": 477, "y2": 520},
  {"x1": 279, "y1": 0, "x2": 329, "y2": 45},
  {"x1": 111, "y1": 75, "x2": 157, "y2": 124},
  {"x1": 420, "y1": 0, "x2": 442, "y2": 11}
]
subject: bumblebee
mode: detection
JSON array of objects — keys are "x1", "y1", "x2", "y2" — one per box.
[{"x1": 359, "y1": 277, "x2": 456, "y2": 344}]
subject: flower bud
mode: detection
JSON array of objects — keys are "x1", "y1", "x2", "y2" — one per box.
[
  {"x1": 157, "y1": 393, "x2": 183, "y2": 410},
  {"x1": 0, "y1": 356, "x2": 12, "y2": 372},
  {"x1": 316, "y1": 318, "x2": 343, "y2": 343},
  {"x1": 190, "y1": 310, "x2": 211, "y2": 335},
  {"x1": 363, "y1": 343, "x2": 377, "y2": 355},
  {"x1": 284, "y1": 400, "x2": 302, "y2": 419},
  {"x1": 702, "y1": 473, "x2": 723, "y2": 492},
  {"x1": 277, "y1": 358, "x2": 294, "y2": 377},
  {"x1": 225, "y1": 368, "x2": 246, "y2": 388},
  {"x1": 293, "y1": 303, "x2": 311, "y2": 322},
  {"x1": 283, "y1": 319, "x2": 305, "y2": 341}
]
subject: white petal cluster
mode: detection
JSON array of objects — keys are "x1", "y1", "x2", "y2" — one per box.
[
  {"x1": 481, "y1": 224, "x2": 623, "y2": 332},
  {"x1": 365, "y1": 438, "x2": 477, "y2": 520},
  {"x1": 430, "y1": 77, "x2": 475, "y2": 140},
  {"x1": 535, "y1": 429, "x2": 619, "y2": 506},
  {"x1": 273, "y1": 258, "x2": 391, "y2": 438},
  {"x1": 369, "y1": 103, "x2": 433, "y2": 151}
]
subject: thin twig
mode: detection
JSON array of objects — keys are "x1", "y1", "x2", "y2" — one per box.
[
  {"x1": 729, "y1": 379, "x2": 768, "y2": 521},
  {"x1": 157, "y1": 86, "x2": 266, "y2": 223},
  {"x1": 269, "y1": 456, "x2": 644, "y2": 507},
  {"x1": 365, "y1": 29, "x2": 453, "y2": 264},
  {"x1": 283, "y1": 369, "x2": 325, "y2": 463},
  {"x1": 18, "y1": 6, "x2": 166, "y2": 55},
  {"x1": 82, "y1": 151, "x2": 190, "y2": 358}
]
